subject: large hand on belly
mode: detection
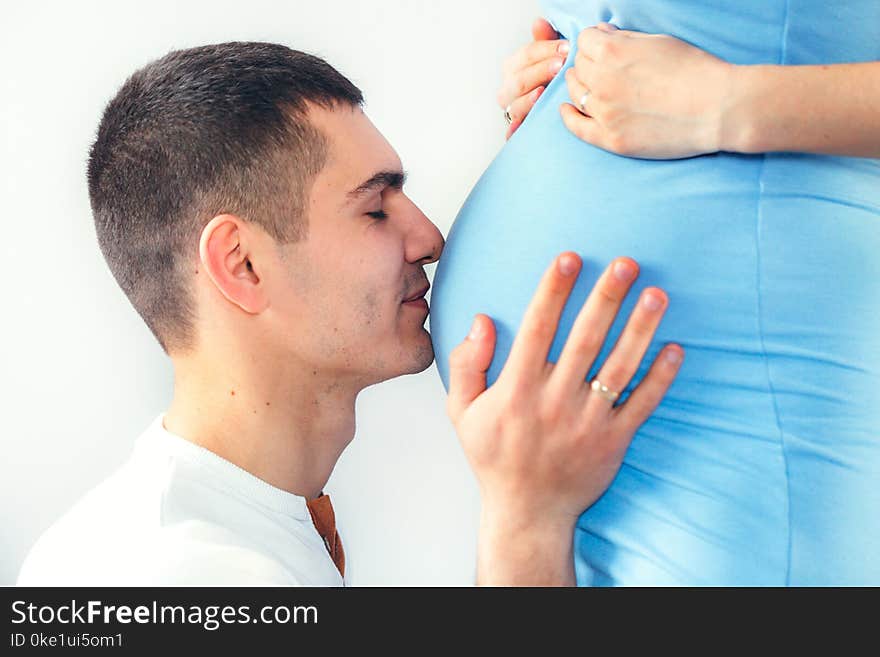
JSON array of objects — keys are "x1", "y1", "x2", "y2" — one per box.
[
  {"x1": 445, "y1": 253, "x2": 684, "y2": 584},
  {"x1": 561, "y1": 25, "x2": 734, "y2": 159}
]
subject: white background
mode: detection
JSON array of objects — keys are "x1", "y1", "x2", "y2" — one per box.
[{"x1": 0, "y1": 0, "x2": 541, "y2": 584}]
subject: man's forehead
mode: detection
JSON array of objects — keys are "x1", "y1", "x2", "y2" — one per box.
[{"x1": 310, "y1": 105, "x2": 403, "y2": 188}]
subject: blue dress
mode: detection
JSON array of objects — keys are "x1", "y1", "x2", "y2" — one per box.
[{"x1": 431, "y1": 0, "x2": 880, "y2": 585}]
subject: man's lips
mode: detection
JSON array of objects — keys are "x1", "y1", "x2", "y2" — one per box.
[{"x1": 402, "y1": 283, "x2": 430, "y2": 303}]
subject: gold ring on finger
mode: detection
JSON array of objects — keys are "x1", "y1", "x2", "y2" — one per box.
[{"x1": 590, "y1": 378, "x2": 620, "y2": 402}]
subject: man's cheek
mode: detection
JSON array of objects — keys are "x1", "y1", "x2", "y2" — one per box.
[{"x1": 340, "y1": 289, "x2": 382, "y2": 334}]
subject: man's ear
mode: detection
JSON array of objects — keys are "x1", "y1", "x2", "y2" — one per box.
[{"x1": 198, "y1": 214, "x2": 269, "y2": 314}]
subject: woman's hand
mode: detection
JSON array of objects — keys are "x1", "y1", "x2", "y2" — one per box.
[
  {"x1": 562, "y1": 25, "x2": 734, "y2": 159},
  {"x1": 498, "y1": 18, "x2": 569, "y2": 139},
  {"x1": 446, "y1": 253, "x2": 683, "y2": 585}
]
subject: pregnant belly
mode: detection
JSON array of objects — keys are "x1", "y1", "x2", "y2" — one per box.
[{"x1": 430, "y1": 62, "x2": 880, "y2": 585}]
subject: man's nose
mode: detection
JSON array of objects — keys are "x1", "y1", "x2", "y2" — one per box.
[{"x1": 406, "y1": 202, "x2": 445, "y2": 265}]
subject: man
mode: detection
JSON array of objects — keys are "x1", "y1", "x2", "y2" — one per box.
[{"x1": 17, "y1": 42, "x2": 682, "y2": 586}]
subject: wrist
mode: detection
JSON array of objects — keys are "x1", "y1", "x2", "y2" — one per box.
[
  {"x1": 479, "y1": 498, "x2": 577, "y2": 536},
  {"x1": 476, "y1": 502, "x2": 577, "y2": 586},
  {"x1": 719, "y1": 63, "x2": 765, "y2": 153}
]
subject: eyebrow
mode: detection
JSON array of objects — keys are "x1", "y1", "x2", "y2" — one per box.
[{"x1": 346, "y1": 170, "x2": 407, "y2": 201}]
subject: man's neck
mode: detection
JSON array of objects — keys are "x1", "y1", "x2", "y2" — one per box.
[{"x1": 163, "y1": 347, "x2": 359, "y2": 500}]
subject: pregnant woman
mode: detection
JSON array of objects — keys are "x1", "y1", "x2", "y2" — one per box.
[{"x1": 430, "y1": 1, "x2": 880, "y2": 585}]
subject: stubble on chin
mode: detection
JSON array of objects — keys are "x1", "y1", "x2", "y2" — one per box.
[
  {"x1": 372, "y1": 330, "x2": 435, "y2": 382},
  {"x1": 404, "y1": 330, "x2": 435, "y2": 375}
]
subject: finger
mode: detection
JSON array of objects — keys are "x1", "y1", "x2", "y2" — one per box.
[
  {"x1": 612, "y1": 344, "x2": 684, "y2": 435},
  {"x1": 560, "y1": 102, "x2": 604, "y2": 146},
  {"x1": 509, "y1": 57, "x2": 564, "y2": 105},
  {"x1": 586, "y1": 287, "x2": 669, "y2": 413},
  {"x1": 505, "y1": 85, "x2": 544, "y2": 128},
  {"x1": 564, "y1": 67, "x2": 597, "y2": 117},
  {"x1": 504, "y1": 252, "x2": 582, "y2": 378},
  {"x1": 595, "y1": 22, "x2": 619, "y2": 33},
  {"x1": 532, "y1": 17, "x2": 560, "y2": 41},
  {"x1": 573, "y1": 50, "x2": 597, "y2": 87},
  {"x1": 446, "y1": 314, "x2": 497, "y2": 422},
  {"x1": 550, "y1": 257, "x2": 639, "y2": 390},
  {"x1": 577, "y1": 26, "x2": 616, "y2": 61},
  {"x1": 505, "y1": 38, "x2": 570, "y2": 81},
  {"x1": 505, "y1": 117, "x2": 522, "y2": 141}
]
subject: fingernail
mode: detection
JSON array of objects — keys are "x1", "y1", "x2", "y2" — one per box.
[
  {"x1": 549, "y1": 58, "x2": 563, "y2": 74},
  {"x1": 558, "y1": 41, "x2": 571, "y2": 55},
  {"x1": 642, "y1": 293, "x2": 663, "y2": 311},
  {"x1": 665, "y1": 348, "x2": 683, "y2": 365},
  {"x1": 558, "y1": 254, "x2": 578, "y2": 276},
  {"x1": 613, "y1": 260, "x2": 635, "y2": 282},
  {"x1": 468, "y1": 316, "x2": 483, "y2": 341}
]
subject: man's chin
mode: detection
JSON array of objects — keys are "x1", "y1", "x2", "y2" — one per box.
[
  {"x1": 365, "y1": 332, "x2": 435, "y2": 386},
  {"x1": 388, "y1": 331, "x2": 435, "y2": 378},
  {"x1": 405, "y1": 339, "x2": 435, "y2": 375}
]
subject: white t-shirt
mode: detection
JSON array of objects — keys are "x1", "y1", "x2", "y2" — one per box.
[{"x1": 17, "y1": 415, "x2": 345, "y2": 586}]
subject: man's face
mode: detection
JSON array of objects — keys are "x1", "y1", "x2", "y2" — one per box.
[{"x1": 264, "y1": 106, "x2": 444, "y2": 388}]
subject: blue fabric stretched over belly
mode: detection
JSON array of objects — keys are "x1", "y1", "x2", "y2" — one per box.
[{"x1": 430, "y1": 0, "x2": 880, "y2": 584}]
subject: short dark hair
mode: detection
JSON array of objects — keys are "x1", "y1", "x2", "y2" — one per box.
[{"x1": 87, "y1": 42, "x2": 363, "y2": 353}]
